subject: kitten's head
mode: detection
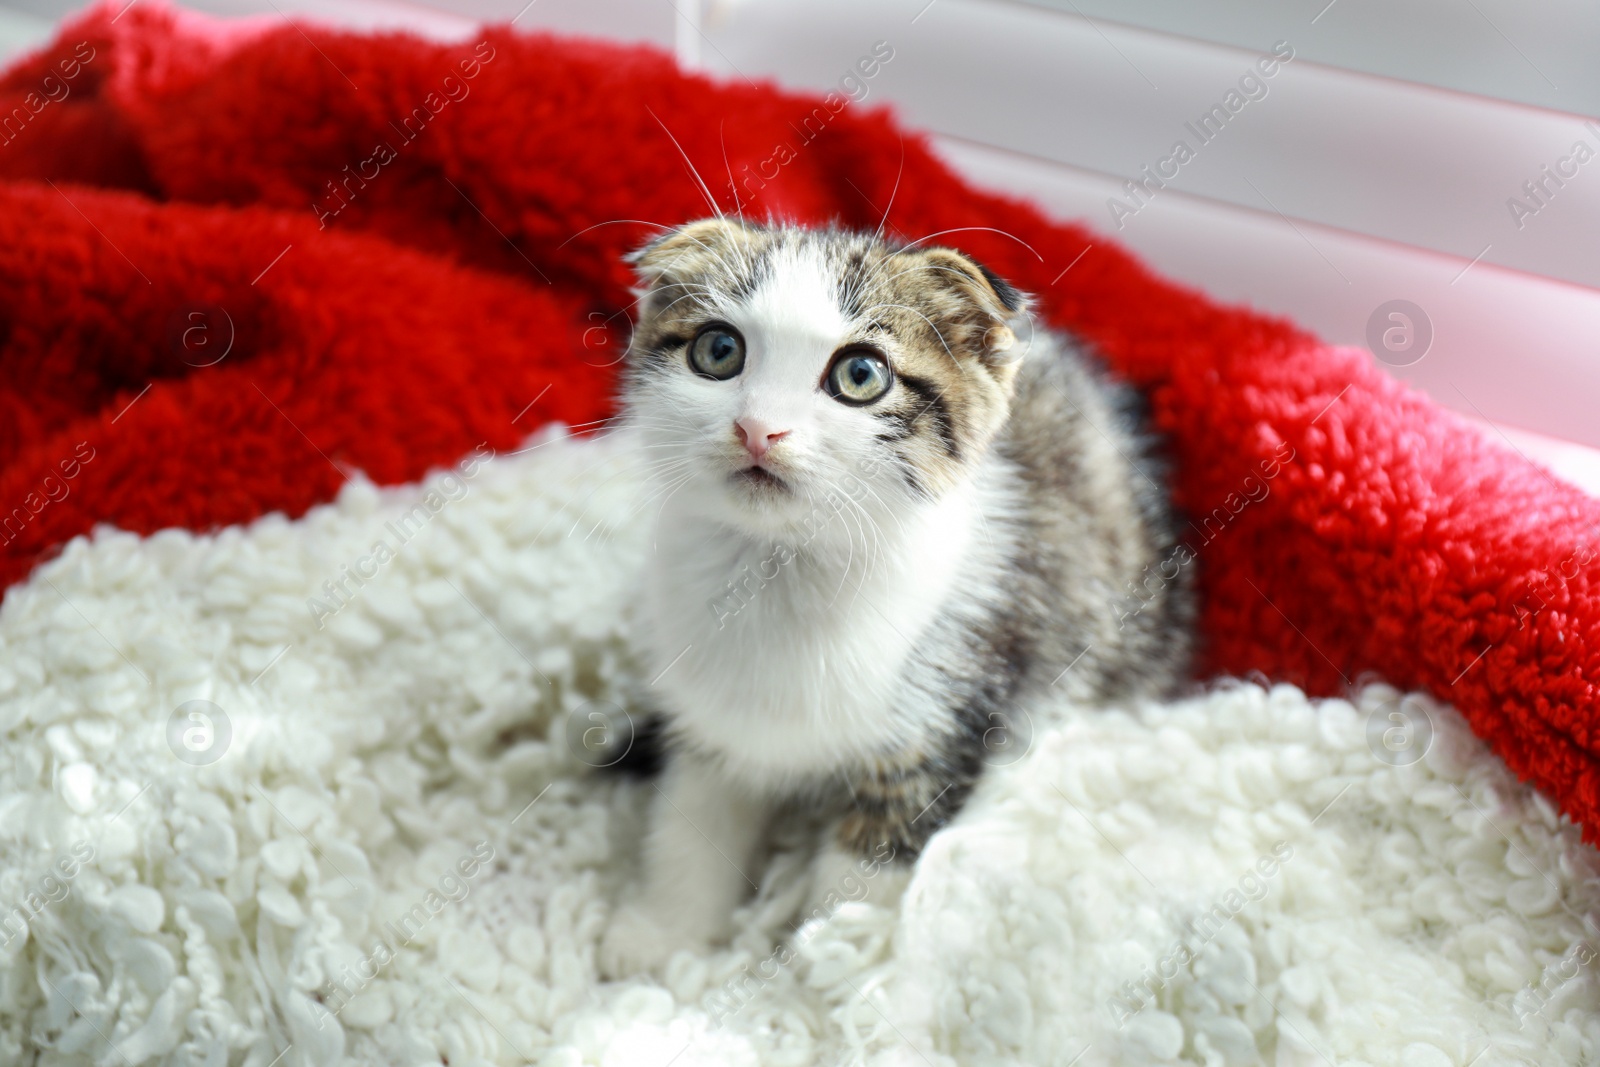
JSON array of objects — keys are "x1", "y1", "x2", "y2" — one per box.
[{"x1": 621, "y1": 219, "x2": 1028, "y2": 536}]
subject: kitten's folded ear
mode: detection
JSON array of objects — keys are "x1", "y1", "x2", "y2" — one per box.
[
  {"x1": 918, "y1": 247, "x2": 1030, "y2": 358},
  {"x1": 627, "y1": 218, "x2": 756, "y2": 284},
  {"x1": 920, "y1": 248, "x2": 1026, "y2": 314}
]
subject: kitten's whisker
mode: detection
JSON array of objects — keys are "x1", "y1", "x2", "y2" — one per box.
[
  {"x1": 628, "y1": 457, "x2": 698, "y2": 500},
  {"x1": 611, "y1": 422, "x2": 694, "y2": 441},
  {"x1": 534, "y1": 446, "x2": 691, "y2": 543},
  {"x1": 627, "y1": 447, "x2": 704, "y2": 460},
  {"x1": 614, "y1": 421, "x2": 699, "y2": 436},
  {"x1": 652, "y1": 283, "x2": 726, "y2": 309},
  {"x1": 816, "y1": 472, "x2": 890, "y2": 612},
  {"x1": 645, "y1": 229, "x2": 761, "y2": 315},
  {"x1": 823, "y1": 481, "x2": 861, "y2": 609},
  {"x1": 632, "y1": 457, "x2": 700, "y2": 480},
  {"x1": 646, "y1": 106, "x2": 724, "y2": 220},
  {"x1": 646, "y1": 470, "x2": 699, "y2": 532},
  {"x1": 812, "y1": 465, "x2": 895, "y2": 587},
  {"x1": 640, "y1": 462, "x2": 707, "y2": 491},
  {"x1": 877, "y1": 261, "x2": 1003, "y2": 298},
  {"x1": 874, "y1": 139, "x2": 906, "y2": 242},
  {"x1": 617, "y1": 419, "x2": 713, "y2": 437},
  {"x1": 604, "y1": 466, "x2": 696, "y2": 541},
  {"x1": 841, "y1": 489, "x2": 891, "y2": 589},
  {"x1": 687, "y1": 235, "x2": 761, "y2": 304},
  {"x1": 558, "y1": 217, "x2": 674, "y2": 250},
  {"x1": 966, "y1": 484, "x2": 999, "y2": 549},
  {"x1": 620, "y1": 391, "x2": 734, "y2": 455},
  {"x1": 617, "y1": 414, "x2": 704, "y2": 439},
  {"x1": 562, "y1": 417, "x2": 628, "y2": 433},
  {"x1": 719, "y1": 121, "x2": 744, "y2": 230},
  {"x1": 816, "y1": 453, "x2": 911, "y2": 541},
  {"x1": 898, "y1": 226, "x2": 1045, "y2": 262},
  {"x1": 647, "y1": 280, "x2": 743, "y2": 325},
  {"x1": 714, "y1": 124, "x2": 763, "y2": 285},
  {"x1": 857, "y1": 301, "x2": 965, "y2": 374},
  {"x1": 583, "y1": 280, "x2": 691, "y2": 350},
  {"x1": 846, "y1": 478, "x2": 891, "y2": 554}
]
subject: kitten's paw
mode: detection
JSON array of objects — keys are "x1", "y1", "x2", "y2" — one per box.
[
  {"x1": 803, "y1": 842, "x2": 908, "y2": 922},
  {"x1": 599, "y1": 902, "x2": 706, "y2": 979}
]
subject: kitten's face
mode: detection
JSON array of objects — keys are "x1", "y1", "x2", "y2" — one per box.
[{"x1": 621, "y1": 220, "x2": 1027, "y2": 538}]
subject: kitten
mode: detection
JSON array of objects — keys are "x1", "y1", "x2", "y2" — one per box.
[{"x1": 598, "y1": 219, "x2": 1193, "y2": 977}]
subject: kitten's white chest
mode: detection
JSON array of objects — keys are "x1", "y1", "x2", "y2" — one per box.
[{"x1": 643, "y1": 493, "x2": 978, "y2": 787}]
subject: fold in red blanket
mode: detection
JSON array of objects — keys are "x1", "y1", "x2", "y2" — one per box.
[{"x1": 2, "y1": 2, "x2": 1597, "y2": 837}]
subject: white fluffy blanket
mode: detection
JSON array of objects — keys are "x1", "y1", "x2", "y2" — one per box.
[{"x1": 2, "y1": 431, "x2": 1598, "y2": 1067}]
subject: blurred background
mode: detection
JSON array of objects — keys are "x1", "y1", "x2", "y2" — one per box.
[{"x1": 4, "y1": 0, "x2": 1598, "y2": 488}]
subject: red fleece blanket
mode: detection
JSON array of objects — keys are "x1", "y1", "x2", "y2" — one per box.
[{"x1": 3, "y1": 3, "x2": 1597, "y2": 838}]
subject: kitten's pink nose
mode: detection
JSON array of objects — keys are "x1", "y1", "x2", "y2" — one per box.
[{"x1": 734, "y1": 418, "x2": 789, "y2": 462}]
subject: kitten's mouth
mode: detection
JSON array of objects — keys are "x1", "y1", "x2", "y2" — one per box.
[{"x1": 732, "y1": 465, "x2": 789, "y2": 493}]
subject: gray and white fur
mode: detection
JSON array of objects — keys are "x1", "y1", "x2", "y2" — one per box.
[{"x1": 598, "y1": 220, "x2": 1192, "y2": 977}]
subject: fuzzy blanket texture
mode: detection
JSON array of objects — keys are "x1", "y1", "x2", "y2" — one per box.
[
  {"x1": 3, "y1": 430, "x2": 1600, "y2": 1067},
  {"x1": 0, "y1": 2, "x2": 1598, "y2": 1064}
]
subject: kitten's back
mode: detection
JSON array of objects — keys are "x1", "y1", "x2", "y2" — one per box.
[{"x1": 996, "y1": 331, "x2": 1194, "y2": 702}]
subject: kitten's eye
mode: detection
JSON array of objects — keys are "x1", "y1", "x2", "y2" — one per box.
[
  {"x1": 826, "y1": 349, "x2": 893, "y2": 405},
  {"x1": 688, "y1": 324, "x2": 746, "y2": 380}
]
